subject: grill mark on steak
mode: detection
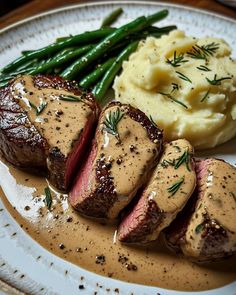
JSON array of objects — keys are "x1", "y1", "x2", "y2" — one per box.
[{"x1": 0, "y1": 75, "x2": 99, "y2": 191}]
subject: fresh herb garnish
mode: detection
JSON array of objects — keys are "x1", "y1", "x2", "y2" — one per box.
[
  {"x1": 187, "y1": 42, "x2": 219, "y2": 60},
  {"x1": 195, "y1": 223, "x2": 204, "y2": 234},
  {"x1": 103, "y1": 108, "x2": 124, "y2": 139},
  {"x1": 160, "y1": 159, "x2": 175, "y2": 168},
  {"x1": 59, "y1": 94, "x2": 82, "y2": 102},
  {"x1": 149, "y1": 115, "x2": 158, "y2": 128},
  {"x1": 172, "y1": 83, "x2": 179, "y2": 91},
  {"x1": 166, "y1": 51, "x2": 188, "y2": 67},
  {"x1": 174, "y1": 149, "x2": 191, "y2": 171},
  {"x1": 167, "y1": 176, "x2": 185, "y2": 196},
  {"x1": 16, "y1": 114, "x2": 27, "y2": 121},
  {"x1": 159, "y1": 92, "x2": 188, "y2": 109},
  {"x1": 200, "y1": 89, "x2": 210, "y2": 102},
  {"x1": 29, "y1": 101, "x2": 47, "y2": 115},
  {"x1": 230, "y1": 192, "x2": 236, "y2": 202},
  {"x1": 206, "y1": 74, "x2": 232, "y2": 86},
  {"x1": 176, "y1": 71, "x2": 192, "y2": 83},
  {"x1": 44, "y1": 186, "x2": 52, "y2": 210},
  {"x1": 196, "y1": 65, "x2": 211, "y2": 72}
]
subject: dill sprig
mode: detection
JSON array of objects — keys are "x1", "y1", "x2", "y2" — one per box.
[
  {"x1": 197, "y1": 65, "x2": 211, "y2": 72},
  {"x1": 29, "y1": 101, "x2": 47, "y2": 115},
  {"x1": 167, "y1": 176, "x2": 185, "y2": 196},
  {"x1": 195, "y1": 223, "x2": 205, "y2": 234},
  {"x1": 160, "y1": 159, "x2": 176, "y2": 168},
  {"x1": 200, "y1": 89, "x2": 210, "y2": 102},
  {"x1": 103, "y1": 108, "x2": 124, "y2": 139},
  {"x1": 59, "y1": 94, "x2": 82, "y2": 102},
  {"x1": 206, "y1": 74, "x2": 232, "y2": 86},
  {"x1": 187, "y1": 42, "x2": 219, "y2": 60},
  {"x1": 44, "y1": 186, "x2": 52, "y2": 210},
  {"x1": 166, "y1": 51, "x2": 188, "y2": 67},
  {"x1": 176, "y1": 71, "x2": 192, "y2": 83},
  {"x1": 174, "y1": 149, "x2": 191, "y2": 171},
  {"x1": 149, "y1": 115, "x2": 158, "y2": 128},
  {"x1": 159, "y1": 92, "x2": 188, "y2": 109}
]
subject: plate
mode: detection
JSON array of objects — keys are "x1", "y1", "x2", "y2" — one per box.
[{"x1": 0, "y1": 1, "x2": 236, "y2": 294}]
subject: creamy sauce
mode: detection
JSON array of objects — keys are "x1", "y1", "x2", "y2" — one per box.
[
  {"x1": 98, "y1": 105, "x2": 160, "y2": 219},
  {"x1": 144, "y1": 139, "x2": 196, "y2": 241},
  {"x1": 184, "y1": 160, "x2": 236, "y2": 257},
  {"x1": 0, "y1": 159, "x2": 236, "y2": 291},
  {"x1": 11, "y1": 75, "x2": 92, "y2": 156}
]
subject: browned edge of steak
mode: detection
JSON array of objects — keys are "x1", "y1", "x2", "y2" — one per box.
[
  {"x1": 118, "y1": 188, "x2": 164, "y2": 243},
  {"x1": 165, "y1": 159, "x2": 232, "y2": 262},
  {"x1": 33, "y1": 75, "x2": 100, "y2": 192},
  {"x1": 70, "y1": 101, "x2": 163, "y2": 219},
  {"x1": 0, "y1": 81, "x2": 48, "y2": 174}
]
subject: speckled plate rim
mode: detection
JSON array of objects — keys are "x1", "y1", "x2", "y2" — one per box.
[
  {"x1": 0, "y1": 0, "x2": 236, "y2": 35},
  {"x1": 0, "y1": 1, "x2": 236, "y2": 295}
]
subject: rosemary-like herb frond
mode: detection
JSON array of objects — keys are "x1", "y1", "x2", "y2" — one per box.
[
  {"x1": 29, "y1": 101, "x2": 47, "y2": 115},
  {"x1": 167, "y1": 176, "x2": 185, "y2": 196},
  {"x1": 159, "y1": 92, "x2": 188, "y2": 109},
  {"x1": 171, "y1": 83, "x2": 179, "y2": 92},
  {"x1": 149, "y1": 115, "x2": 158, "y2": 128},
  {"x1": 174, "y1": 149, "x2": 191, "y2": 171},
  {"x1": 103, "y1": 108, "x2": 124, "y2": 138},
  {"x1": 196, "y1": 65, "x2": 211, "y2": 72},
  {"x1": 187, "y1": 42, "x2": 219, "y2": 60},
  {"x1": 160, "y1": 159, "x2": 175, "y2": 168},
  {"x1": 59, "y1": 94, "x2": 82, "y2": 102},
  {"x1": 44, "y1": 186, "x2": 52, "y2": 210},
  {"x1": 206, "y1": 74, "x2": 232, "y2": 86},
  {"x1": 200, "y1": 89, "x2": 210, "y2": 102},
  {"x1": 166, "y1": 51, "x2": 188, "y2": 67},
  {"x1": 195, "y1": 223, "x2": 204, "y2": 234},
  {"x1": 176, "y1": 71, "x2": 192, "y2": 83}
]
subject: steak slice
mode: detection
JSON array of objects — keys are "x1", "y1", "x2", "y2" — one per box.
[
  {"x1": 70, "y1": 101, "x2": 163, "y2": 219},
  {"x1": 118, "y1": 139, "x2": 196, "y2": 243},
  {"x1": 166, "y1": 158, "x2": 236, "y2": 262},
  {"x1": 0, "y1": 75, "x2": 99, "y2": 192}
]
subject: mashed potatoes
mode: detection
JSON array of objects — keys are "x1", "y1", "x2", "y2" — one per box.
[{"x1": 113, "y1": 30, "x2": 236, "y2": 150}]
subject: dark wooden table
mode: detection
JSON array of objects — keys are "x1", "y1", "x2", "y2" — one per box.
[{"x1": 0, "y1": 0, "x2": 235, "y2": 30}]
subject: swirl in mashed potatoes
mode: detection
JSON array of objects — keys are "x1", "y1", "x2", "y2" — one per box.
[{"x1": 113, "y1": 30, "x2": 236, "y2": 150}]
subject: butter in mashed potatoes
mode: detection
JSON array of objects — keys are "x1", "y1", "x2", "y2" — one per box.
[{"x1": 113, "y1": 30, "x2": 236, "y2": 150}]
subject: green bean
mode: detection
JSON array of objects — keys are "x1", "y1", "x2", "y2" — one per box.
[
  {"x1": 79, "y1": 57, "x2": 116, "y2": 88},
  {"x1": 146, "y1": 9, "x2": 168, "y2": 26},
  {"x1": 101, "y1": 8, "x2": 123, "y2": 28},
  {"x1": 29, "y1": 45, "x2": 93, "y2": 75},
  {"x1": 92, "y1": 41, "x2": 139, "y2": 102},
  {"x1": 61, "y1": 16, "x2": 148, "y2": 80},
  {"x1": 1, "y1": 27, "x2": 116, "y2": 73},
  {"x1": 61, "y1": 10, "x2": 170, "y2": 80}
]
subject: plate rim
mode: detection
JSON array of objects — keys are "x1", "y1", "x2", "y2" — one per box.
[
  {"x1": 0, "y1": 1, "x2": 236, "y2": 295},
  {"x1": 0, "y1": 0, "x2": 236, "y2": 35}
]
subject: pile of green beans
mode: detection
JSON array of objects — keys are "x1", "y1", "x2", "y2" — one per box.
[{"x1": 0, "y1": 8, "x2": 177, "y2": 102}]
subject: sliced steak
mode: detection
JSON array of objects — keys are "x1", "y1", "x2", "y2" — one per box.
[
  {"x1": 70, "y1": 101, "x2": 163, "y2": 219},
  {"x1": 166, "y1": 158, "x2": 236, "y2": 262},
  {"x1": 118, "y1": 139, "x2": 196, "y2": 243},
  {"x1": 0, "y1": 75, "x2": 99, "y2": 192}
]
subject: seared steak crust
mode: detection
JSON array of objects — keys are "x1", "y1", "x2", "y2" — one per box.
[
  {"x1": 0, "y1": 75, "x2": 99, "y2": 191},
  {"x1": 70, "y1": 101, "x2": 163, "y2": 219},
  {"x1": 166, "y1": 158, "x2": 236, "y2": 262},
  {"x1": 0, "y1": 84, "x2": 48, "y2": 172}
]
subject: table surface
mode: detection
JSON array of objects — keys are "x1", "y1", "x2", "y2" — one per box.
[{"x1": 0, "y1": 0, "x2": 236, "y2": 30}]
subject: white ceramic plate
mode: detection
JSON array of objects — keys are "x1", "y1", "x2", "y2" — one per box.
[{"x1": 0, "y1": 1, "x2": 236, "y2": 294}]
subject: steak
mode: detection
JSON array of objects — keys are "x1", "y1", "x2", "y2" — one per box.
[
  {"x1": 166, "y1": 158, "x2": 236, "y2": 262},
  {"x1": 70, "y1": 101, "x2": 163, "y2": 219},
  {"x1": 118, "y1": 139, "x2": 196, "y2": 243},
  {"x1": 0, "y1": 75, "x2": 99, "y2": 192}
]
